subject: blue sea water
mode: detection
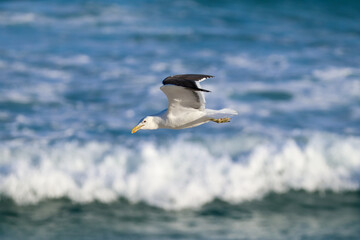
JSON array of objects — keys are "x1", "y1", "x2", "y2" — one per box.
[{"x1": 1, "y1": 0, "x2": 360, "y2": 239}]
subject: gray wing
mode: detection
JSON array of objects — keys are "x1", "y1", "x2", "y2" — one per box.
[
  {"x1": 160, "y1": 74, "x2": 213, "y2": 114},
  {"x1": 160, "y1": 85, "x2": 206, "y2": 113}
]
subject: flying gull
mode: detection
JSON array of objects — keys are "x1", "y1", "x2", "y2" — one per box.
[{"x1": 131, "y1": 74, "x2": 237, "y2": 133}]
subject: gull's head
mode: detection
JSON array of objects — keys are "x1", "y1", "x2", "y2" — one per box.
[{"x1": 131, "y1": 116, "x2": 159, "y2": 133}]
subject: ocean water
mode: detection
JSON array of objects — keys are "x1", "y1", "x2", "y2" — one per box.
[{"x1": 1, "y1": 0, "x2": 360, "y2": 239}]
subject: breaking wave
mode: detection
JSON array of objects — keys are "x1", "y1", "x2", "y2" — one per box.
[{"x1": 0, "y1": 133, "x2": 359, "y2": 210}]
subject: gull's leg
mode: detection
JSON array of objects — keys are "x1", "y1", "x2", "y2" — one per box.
[{"x1": 210, "y1": 118, "x2": 231, "y2": 123}]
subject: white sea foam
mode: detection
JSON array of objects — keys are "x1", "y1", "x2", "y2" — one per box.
[
  {"x1": 0, "y1": 133, "x2": 359, "y2": 209},
  {"x1": 225, "y1": 67, "x2": 360, "y2": 113},
  {"x1": 0, "y1": 4, "x2": 138, "y2": 27},
  {"x1": 49, "y1": 55, "x2": 91, "y2": 66},
  {"x1": 0, "y1": 12, "x2": 38, "y2": 25},
  {"x1": 0, "y1": 60, "x2": 69, "y2": 104},
  {"x1": 5, "y1": 62, "x2": 71, "y2": 81},
  {"x1": 0, "y1": 81, "x2": 66, "y2": 104},
  {"x1": 64, "y1": 5, "x2": 139, "y2": 27},
  {"x1": 224, "y1": 54, "x2": 289, "y2": 74},
  {"x1": 223, "y1": 53, "x2": 360, "y2": 112},
  {"x1": 313, "y1": 67, "x2": 354, "y2": 81}
]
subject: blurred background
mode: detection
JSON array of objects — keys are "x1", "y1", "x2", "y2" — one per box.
[{"x1": 1, "y1": 0, "x2": 360, "y2": 239}]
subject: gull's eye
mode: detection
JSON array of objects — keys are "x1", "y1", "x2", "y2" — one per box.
[{"x1": 144, "y1": 120, "x2": 147, "y2": 123}]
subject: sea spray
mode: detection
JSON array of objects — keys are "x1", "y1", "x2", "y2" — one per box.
[{"x1": 1, "y1": 133, "x2": 359, "y2": 209}]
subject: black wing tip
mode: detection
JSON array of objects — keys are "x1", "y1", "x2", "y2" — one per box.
[
  {"x1": 198, "y1": 88, "x2": 211, "y2": 92},
  {"x1": 162, "y1": 74, "x2": 213, "y2": 92},
  {"x1": 163, "y1": 74, "x2": 214, "y2": 82}
]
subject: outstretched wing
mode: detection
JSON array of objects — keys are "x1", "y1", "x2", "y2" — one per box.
[
  {"x1": 162, "y1": 74, "x2": 213, "y2": 92},
  {"x1": 160, "y1": 74, "x2": 213, "y2": 113}
]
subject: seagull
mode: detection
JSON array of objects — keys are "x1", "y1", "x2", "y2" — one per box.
[{"x1": 131, "y1": 74, "x2": 238, "y2": 133}]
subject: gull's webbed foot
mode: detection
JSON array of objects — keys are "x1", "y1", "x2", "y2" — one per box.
[{"x1": 210, "y1": 118, "x2": 231, "y2": 123}]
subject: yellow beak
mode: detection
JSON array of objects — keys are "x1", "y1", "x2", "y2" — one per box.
[{"x1": 131, "y1": 124, "x2": 144, "y2": 134}]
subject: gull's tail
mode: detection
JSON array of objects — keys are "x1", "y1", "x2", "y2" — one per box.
[{"x1": 205, "y1": 108, "x2": 238, "y2": 119}]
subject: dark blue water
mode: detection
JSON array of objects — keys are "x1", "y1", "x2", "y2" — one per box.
[
  {"x1": 1, "y1": 192, "x2": 360, "y2": 240},
  {"x1": 1, "y1": 0, "x2": 360, "y2": 239}
]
